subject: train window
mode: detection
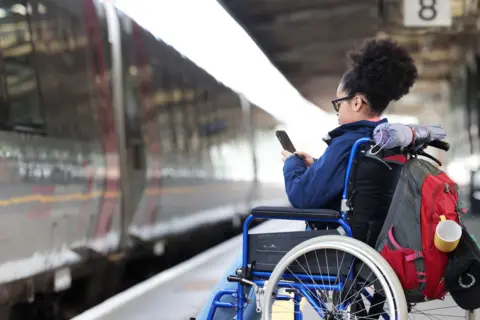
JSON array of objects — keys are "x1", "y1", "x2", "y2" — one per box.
[
  {"x1": 27, "y1": 0, "x2": 99, "y2": 140},
  {"x1": 0, "y1": 52, "x2": 9, "y2": 126},
  {"x1": 190, "y1": 88, "x2": 202, "y2": 152},
  {"x1": 166, "y1": 104, "x2": 178, "y2": 152},
  {"x1": 176, "y1": 76, "x2": 194, "y2": 154},
  {"x1": 123, "y1": 73, "x2": 142, "y2": 138},
  {"x1": 131, "y1": 142, "x2": 143, "y2": 170},
  {"x1": 173, "y1": 106, "x2": 185, "y2": 152},
  {"x1": 159, "y1": 71, "x2": 178, "y2": 152},
  {"x1": 0, "y1": 0, "x2": 45, "y2": 132}
]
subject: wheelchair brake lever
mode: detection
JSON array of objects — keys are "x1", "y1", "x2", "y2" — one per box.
[
  {"x1": 227, "y1": 275, "x2": 253, "y2": 285},
  {"x1": 227, "y1": 275, "x2": 263, "y2": 313},
  {"x1": 417, "y1": 151, "x2": 442, "y2": 166},
  {"x1": 364, "y1": 151, "x2": 392, "y2": 170}
]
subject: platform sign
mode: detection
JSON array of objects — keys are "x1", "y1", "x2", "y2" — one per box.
[{"x1": 404, "y1": 0, "x2": 452, "y2": 27}]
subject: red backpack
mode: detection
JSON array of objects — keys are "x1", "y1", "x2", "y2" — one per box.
[{"x1": 375, "y1": 158, "x2": 465, "y2": 302}]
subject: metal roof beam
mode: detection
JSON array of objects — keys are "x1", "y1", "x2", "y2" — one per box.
[
  {"x1": 251, "y1": 3, "x2": 378, "y2": 31},
  {"x1": 220, "y1": 0, "x2": 371, "y2": 16},
  {"x1": 274, "y1": 38, "x2": 376, "y2": 61}
]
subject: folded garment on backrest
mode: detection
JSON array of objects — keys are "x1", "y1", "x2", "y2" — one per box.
[{"x1": 373, "y1": 123, "x2": 446, "y2": 149}]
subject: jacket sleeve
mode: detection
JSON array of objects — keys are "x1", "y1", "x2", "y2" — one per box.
[{"x1": 282, "y1": 140, "x2": 350, "y2": 209}]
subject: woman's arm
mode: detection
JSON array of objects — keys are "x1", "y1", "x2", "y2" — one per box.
[{"x1": 282, "y1": 140, "x2": 350, "y2": 209}]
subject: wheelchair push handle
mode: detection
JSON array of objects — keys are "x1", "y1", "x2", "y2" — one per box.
[
  {"x1": 415, "y1": 140, "x2": 450, "y2": 167},
  {"x1": 413, "y1": 136, "x2": 450, "y2": 152},
  {"x1": 428, "y1": 140, "x2": 450, "y2": 152}
]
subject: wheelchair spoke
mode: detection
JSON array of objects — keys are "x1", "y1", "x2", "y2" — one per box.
[
  {"x1": 299, "y1": 254, "x2": 335, "y2": 305},
  {"x1": 303, "y1": 252, "x2": 330, "y2": 305},
  {"x1": 409, "y1": 308, "x2": 447, "y2": 320},
  {"x1": 285, "y1": 263, "x2": 327, "y2": 306},
  {"x1": 312, "y1": 250, "x2": 329, "y2": 296},
  {"x1": 334, "y1": 249, "x2": 347, "y2": 292},
  {"x1": 349, "y1": 296, "x2": 388, "y2": 317},
  {"x1": 343, "y1": 279, "x2": 383, "y2": 311},
  {"x1": 418, "y1": 306, "x2": 465, "y2": 312},
  {"x1": 411, "y1": 313, "x2": 467, "y2": 318},
  {"x1": 406, "y1": 293, "x2": 476, "y2": 320},
  {"x1": 335, "y1": 259, "x2": 367, "y2": 307},
  {"x1": 409, "y1": 307, "x2": 472, "y2": 319}
]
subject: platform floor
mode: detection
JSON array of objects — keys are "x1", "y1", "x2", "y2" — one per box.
[
  {"x1": 73, "y1": 219, "x2": 305, "y2": 320},
  {"x1": 73, "y1": 217, "x2": 480, "y2": 320}
]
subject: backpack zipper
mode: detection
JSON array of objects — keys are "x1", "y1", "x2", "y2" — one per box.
[{"x1": 429, "y1": 181, "x2": 458, "y2": 248}]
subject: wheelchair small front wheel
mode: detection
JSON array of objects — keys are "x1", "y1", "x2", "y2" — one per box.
[{"x1": 261, "y1": 235, "x2": 408, "y2": 320}]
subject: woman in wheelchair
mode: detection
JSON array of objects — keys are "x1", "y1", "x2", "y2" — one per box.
[{"x1": 195, "y1": 38, "x2": 426, "y2": 319}]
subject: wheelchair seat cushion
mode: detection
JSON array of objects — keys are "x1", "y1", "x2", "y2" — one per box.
[{"x1": 250, "y1": 206, "x2": 341, "y2": 220}]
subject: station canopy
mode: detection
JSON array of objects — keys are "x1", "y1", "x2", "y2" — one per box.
[{"x1": 219, "y1": 0, "x2": 480, "y2": 114}]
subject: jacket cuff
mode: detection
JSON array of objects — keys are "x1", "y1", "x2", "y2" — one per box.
[{"x1": 284, "y1": 154, "x2": 306, "y2": 172}]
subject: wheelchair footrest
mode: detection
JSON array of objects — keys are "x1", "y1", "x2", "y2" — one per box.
[{"x1": 248, "y1": 229, "x2": 342, "y2": 273}]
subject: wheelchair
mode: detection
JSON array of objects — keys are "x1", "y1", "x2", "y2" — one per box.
[{"x1": 206, "y1": 137, "x2": 478, "y2": 320}]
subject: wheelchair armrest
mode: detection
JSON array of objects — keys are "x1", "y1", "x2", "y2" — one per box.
[{"x1": 250, "y1": 206, "x2": 341, "y2": 221}]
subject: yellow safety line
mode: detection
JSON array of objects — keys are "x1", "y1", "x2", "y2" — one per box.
[{"x1": 0, "y1": 183, "x2": 240, "y2": 207}]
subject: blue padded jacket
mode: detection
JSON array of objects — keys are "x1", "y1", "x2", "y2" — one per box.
[{"x1": 283, "y1": 118, "x2": 388, "y2": 211}]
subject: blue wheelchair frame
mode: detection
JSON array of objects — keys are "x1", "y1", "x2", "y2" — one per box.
[{"x1": 207, "y1": 138, "x2": 383, "y2": 320}]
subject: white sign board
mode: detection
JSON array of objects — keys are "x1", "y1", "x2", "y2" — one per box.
[{"x1": 404, "y1": 0, "x2": 452, "y2": 27}]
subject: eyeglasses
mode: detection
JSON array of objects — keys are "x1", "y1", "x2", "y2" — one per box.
[
  {"x1": 331, "y1": 95, "x2": 368, "y2": 112},
  {"x1": 331, "y1": 95, "x2": 354, "y2": 112}
]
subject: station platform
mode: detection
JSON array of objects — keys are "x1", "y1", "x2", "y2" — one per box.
[
  {"x1": 73, "y1": 217, "x2": 480, "y2": 320},
  {"x1": 73, "y1": 219, "x2": 306, "y2": 320}
]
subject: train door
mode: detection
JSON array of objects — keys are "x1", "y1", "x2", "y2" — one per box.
[
  {"x1": 118, "y1": 13, "x2": 147, "y2": 235},
  {"x1": 125, "y1": 20, "x2": 164, "y2": 242}
]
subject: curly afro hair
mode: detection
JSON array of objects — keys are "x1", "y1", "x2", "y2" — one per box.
[{"x1": 340, "y1": 38, "x2": 418, "y2": 114}]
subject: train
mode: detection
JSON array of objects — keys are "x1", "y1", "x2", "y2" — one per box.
[{"x1": 0, "y1": 1, "x2": 288, "y2": 318}]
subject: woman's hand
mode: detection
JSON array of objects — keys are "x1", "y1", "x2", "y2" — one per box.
[
  {"x1": 281, "y1": 150, "x2": 293, "y2": 162},
  {"x1": 295, "y1": 151, "x2": 315, "y2": 168},
  {"x1": 281, "y1": 150, "x2": 315, "y2": 168}
]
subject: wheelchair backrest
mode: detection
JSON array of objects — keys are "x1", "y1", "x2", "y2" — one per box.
[{"x1": 345, "y1": 146, "x2": 405, "y2": 248}]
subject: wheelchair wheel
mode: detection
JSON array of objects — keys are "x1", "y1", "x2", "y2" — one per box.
[{"x1": 261, "y1": 235, "x2": 408, "y2": 320}]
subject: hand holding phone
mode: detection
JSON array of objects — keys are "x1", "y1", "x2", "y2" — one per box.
[
  {"x1": 276, "y1": 130, "x2": 305, "y2": 161},
  {"x1": 276, "y1": 130, "x2": 316, "y2": 166}
]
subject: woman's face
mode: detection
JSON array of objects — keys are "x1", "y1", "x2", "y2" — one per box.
[{"x1": 334, "y1": 83, "x2": 360, "y2": 125}]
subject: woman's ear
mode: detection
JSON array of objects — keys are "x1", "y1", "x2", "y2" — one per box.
[{"x1": 352, "y1": 95, "x2": 363, "y2": 112}]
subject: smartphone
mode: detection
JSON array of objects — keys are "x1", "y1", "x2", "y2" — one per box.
[{"x1": 275, "y1": 130, "x2": 296, "y2": 153}]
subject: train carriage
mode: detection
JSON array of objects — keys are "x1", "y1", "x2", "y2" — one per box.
[{"x1": 0, "y1": 1, "x2": 286, "y2": 318}]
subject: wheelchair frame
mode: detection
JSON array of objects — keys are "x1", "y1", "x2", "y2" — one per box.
[{"x1": 206, "y1": 138, "x2": 380, "y2": 320}]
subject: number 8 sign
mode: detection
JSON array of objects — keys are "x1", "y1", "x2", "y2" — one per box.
[{"x1": 403, "y1": 0, "x2": 452, "y2": 27}]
